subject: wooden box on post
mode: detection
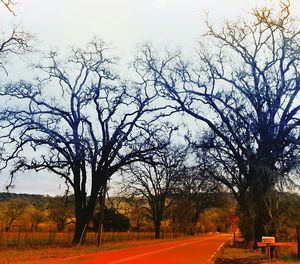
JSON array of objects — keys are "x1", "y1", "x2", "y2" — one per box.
[{"x1": 261, "y1": 236, "x2": 275, "y2": 244}]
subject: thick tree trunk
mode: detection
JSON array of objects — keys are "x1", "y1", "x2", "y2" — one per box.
[
  {"x1": 154, "y1": 221, "x2": 161, "y2": 239},
  {"x1": 72, "y1": 186, "x2": 101, "y2": 244},
  {"x1": 152, "y1": 204, "x2": 163, "y2": 239},
  {"x1": 237, "y1": 194, "x2": 253, "y2": 242},
  {"x1": 73, "y1": 215, "x2": 87, "y2": 244},
  {"x1": 238, "y1": 171, "x2": 274, "y2": 248},
  {"x1": 72, "y1": 167, "x2": 108, "y2": 244},
  {"x1": 252, "y1": 171, "x2": 274, "y2": 241},
  {"x1": 240, "y1": 160, "x2": 274, "y2": 240},
  {"x1": 73, "y1": 205, "x2": 98, "y2": 244}
]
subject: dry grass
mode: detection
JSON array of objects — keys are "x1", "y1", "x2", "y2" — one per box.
[
  {"x1": 214, "y1": 244, "x2": 266, "y2": 264},
  {"x1": 0, "y1": 230, "x2": 181, "y2": 263},
  {"x1": 0, "y1": 230, "x2": 160, "y2": 248},
  {"x1": 0, "y1": 239, "x2": 173, "y2": 264},
  {"x1": 214, "y1": 235, "x2": 299, "y2": 264}
]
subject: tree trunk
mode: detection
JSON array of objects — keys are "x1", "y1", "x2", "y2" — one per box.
[
  {"x1": 237, "y1": 163, "x2": 275, "y2": 247},
  {"x1": 251, "y1": 173, "x2": 274, "y2": 243},
  {"x1": 237, "y1": 194, "x2": 254, "y2": 242},
  {"x1": 152, "y1": 205, "x2": 163, "y2": 239},
  {"x1": 72, "y1": 188, "x2": 100, "y2": 244},
  {"x1": 154, "y1": 221, "x2": 161, "y2": 239},
  {"x1": 73, "y1": 213, "x2": 88, "y2": 244}
]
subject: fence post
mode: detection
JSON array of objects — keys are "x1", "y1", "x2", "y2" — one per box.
[
  {"x1": 67, "y1": 229, "x2": 71, "y2": 244},
  {"x1": 297, "y1": 225, "x2": 299, "y2": 259},
  {"x1": 48, "y1": 228, "x2": 51, "y2": 245},
  {"x1": 6, "y1": 228, "x2": 9, "y2": 246},
  {"x1": 18, "y1": 225, "x2": 21, "y2": 248},
  {"x1": 0, "y1": 224, "x2": 3, "y2": 244}
]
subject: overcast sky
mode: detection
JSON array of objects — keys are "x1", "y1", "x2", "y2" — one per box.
[
  {"x1": 0, "y1": 0, "x2": 299, "y2": 195},
  {"x1": 2, "y1": 0, "x2": 293, "y2": 52}
]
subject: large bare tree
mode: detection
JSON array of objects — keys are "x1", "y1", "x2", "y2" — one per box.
[
  {"x1": 0, "y1": 39, "x2": 174, "y2": 243},
  {"x1": 134, "y1": 2, "x2": 300, "y2": 244}
]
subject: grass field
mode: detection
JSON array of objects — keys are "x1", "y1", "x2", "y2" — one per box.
[
  {"x1": 0, "y1": 230, "x2": 178, "y2": 248},
  {"x1": 0, "y1": 230, "x2": 183, "y2": 263}
]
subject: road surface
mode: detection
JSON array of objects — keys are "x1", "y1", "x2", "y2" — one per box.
[{"x1": 49, "y1": 233, "x2": 231, "y2": 263}]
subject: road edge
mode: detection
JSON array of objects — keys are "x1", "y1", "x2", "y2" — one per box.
[{"x1": 208, "y1": 241, "x2": 227, "y2": 263}]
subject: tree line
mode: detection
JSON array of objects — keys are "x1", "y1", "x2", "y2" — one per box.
[
  {"x1": 0, "y1": 1, "x2": 299, "y2": 246},
  {"x1": 0, "y1": 191, "x2": 234, "y2": 236}
]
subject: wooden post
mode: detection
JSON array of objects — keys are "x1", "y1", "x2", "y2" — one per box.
[
  {"x1": 170, "y1": 205, "x2": 173, "y2": 239},
  {"x1": 77, "y1": 223, "x2": 88, "y2": 248},
  {"x1": 17, "y1": 225, "x2": 21, "y2": 248},
  {"x1": 233, "y1": 231, "x2": 236, "y2": 245},
  {"x1": 267, "y1": 243, "x2": 271, "y2": 261},
  {"x1": 48, "y1": 228, "x2": 51, "y2": 245},
  {"x1": 297, "y1": 226, "x2": 299, "y2": 259},
  {"x1": 97, "y1": 182, "x2": 107, "y2": 247}
]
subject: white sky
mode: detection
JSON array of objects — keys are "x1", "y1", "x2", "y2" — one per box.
[
  {"x1": 2, "y1": 0, "x2": 290, "y2": 52},
  {"x1": 0, "y1": 0, "x2": 299, "y2": 195}
]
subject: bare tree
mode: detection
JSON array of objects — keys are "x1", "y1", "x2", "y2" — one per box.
[
  {"x1": 123, "y1": 144, "x2": 187, "y2": 239},
  {"x1": 173, "y1": 165, "x2": 222, "y2": 235},
  {"x1": 47, "y1": 195, "x2": 74, "y2": 232},
  {"x1": 0, "y1": 39, "x2": 175, "y2": 243},
  {"x1": 122, "y1": 197, "x2": 149, "y2": 232},
  {"x1": 0, "y1": 198, "x2": 27, "y2": 231},
  {"x1": 134, "y1": 1, "x2": 300, "y2": 244}
]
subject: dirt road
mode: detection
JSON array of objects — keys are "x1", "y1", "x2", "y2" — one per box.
[{"x1": 49, "y1": 233, "x2": 231, "y2": 263}]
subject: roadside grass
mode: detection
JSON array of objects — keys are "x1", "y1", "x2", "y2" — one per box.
[
  {"x1": 279, "y1": 254, "x2": 300, "y2": 262},
  {"x1": 0, "y1": 239, "x2": 176, "y2": 264},
  {"x1": 0, "y1": 241, "x2": 143, "y2": 263},
  {"x1": 214, "y1": 243, "x2": 266, "y2": 264},
  {"x1": 214, "y1": 235, "x2": 299, "y2": 264}
]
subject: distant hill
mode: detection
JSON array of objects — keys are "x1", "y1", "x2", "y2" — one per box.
[
  {"x1": 0, "y1": 192, "x2": 50, "y2": 201},
  {"x1": 0, "y1": 192, "x2": 57, "y2": 208}
]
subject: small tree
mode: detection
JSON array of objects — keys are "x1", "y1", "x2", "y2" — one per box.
[
  {"x1": 120, "y1": 196, "x2": 149, "y2": 232},
  {"x1": 0, "y1": 199, "x2": 27, "y2": 231},
  {"x1": 173, "y1": 166, "x2": 222, "y2": 235},
  {"x1": 47, "y1": 195, "x2": 74, "y2": 232},
  {"x1": 123, "y1": 145, "x2": 187, "y2": 239},
  {"x1": 24, "y1": 205, "x2": 46, "y2": 231}
]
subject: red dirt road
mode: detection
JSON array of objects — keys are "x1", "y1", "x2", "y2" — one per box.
[{"x1": 49, "y1": 233, "x2": 231, "y2": 264}]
